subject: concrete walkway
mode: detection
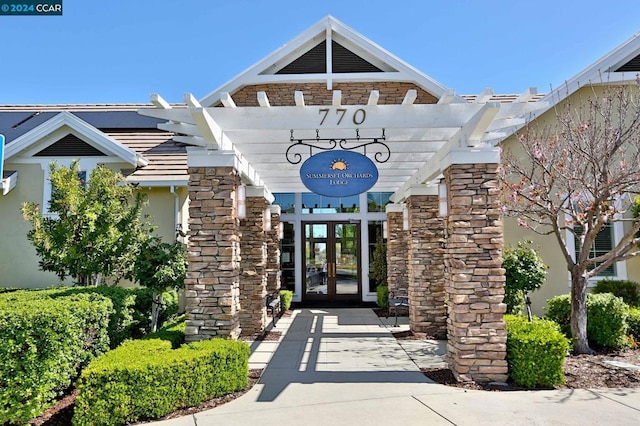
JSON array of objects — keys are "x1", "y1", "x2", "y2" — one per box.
[{"x1": 151, "y1": 308, "x2": 640, "y2": 426}]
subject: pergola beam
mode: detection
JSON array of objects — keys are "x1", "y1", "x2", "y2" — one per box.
[
  {"x1": 367, "y1": 90, "x2": 379, "y2": 105},
  {"x1": 257, "y1": 91, "x2": 271, "y2": 107},
  {"x1": 221, "y1": 92, "x2": 237, "y2": 108},
  {"x1": 402, "y1": 89, "x2": 417, "y2": 105},
  {"x1": 332, "y1": 90, "x2": 342, "y2": 106},
  {"x1": 391, "y1": 102, "x2": 500, "y2": 202},
  {"x1": 150, "y1": 93, "x2": 172, "y2": 109}
]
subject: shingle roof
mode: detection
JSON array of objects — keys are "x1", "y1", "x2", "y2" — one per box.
[
  {"x1": 1, "y1": 106, "x2": 187, "y2": 186},
  {"x1": 105, "y1": 129, "x2": 187, "y2": 184}
]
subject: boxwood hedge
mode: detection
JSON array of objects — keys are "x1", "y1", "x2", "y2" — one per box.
[
  {"x1": 505, "y1": 315, "x2": 569, "y2": 388},
  {"x1": 73, "y1": 337, "x2": 250, "y2": 425},
  {"x1": 0, "y1": 293, "x2": 112, "y2": 425},
  {"x1": 546, "y1": 293, "x2": 629, "y2": 348}
]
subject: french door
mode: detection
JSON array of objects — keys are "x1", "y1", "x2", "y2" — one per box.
[{"x1": 303, "y1": 221, "x2": 360, "y2": 301}]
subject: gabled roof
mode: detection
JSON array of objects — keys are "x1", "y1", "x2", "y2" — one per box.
[
  {"x1": 199, "y1": 15, "x2": 465, "y2": 106},
  {"x1": 4, "y1": 111, "x2": 147, "y2": 167},
  {"x1": 539, "y1": 32, "x2": 640, "y2": 109}
]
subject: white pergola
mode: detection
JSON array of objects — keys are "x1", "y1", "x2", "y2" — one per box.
[{"x1": 138, "y1": 87, "x2": 546, "y2": 202}]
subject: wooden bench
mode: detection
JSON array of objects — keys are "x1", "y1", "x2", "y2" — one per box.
[
  {"x1": 266, "y1": 292, "x2": 281, "y2": 328},
  {"x1": 386, "y1": 291, "x2": 409, "y2": 327}
]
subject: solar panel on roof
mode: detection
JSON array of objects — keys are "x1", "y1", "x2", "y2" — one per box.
[
  {"x1": 74, "y1": 111, "x2": 164, "y2": 128},
  {"x1": 0, "y1": 110, "x2": 164, "y2": 143}
]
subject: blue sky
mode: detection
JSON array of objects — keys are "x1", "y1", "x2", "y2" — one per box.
[{"x1": 1, "y1": 0, "x2": 639, "y2": 104}]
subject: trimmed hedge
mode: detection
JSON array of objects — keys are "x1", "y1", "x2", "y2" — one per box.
[
  {"x1": 627, "y1": 307, "x2": 640, "y2": 343},
  {"x1": 0, "y1": 286, "x2": 180, "y2": 348},
  {"x1": 280, "y1": 289, "x2": 293, "y2": 311},
  {"x1": 73, "y1": 338, "x2": 250, "y2": 425},
  {"x1": 0, "y1": 293, "x2": 112, "y2": 425},
  {"x1": 505, "y1": 315, "x2": 569, "y2": 388},
  {"x1": 546, "y1": 293, "x2": 629, "y2": 348},
  {"x1": 593, "y1": 279, "x2": 640, "y2": 307}
]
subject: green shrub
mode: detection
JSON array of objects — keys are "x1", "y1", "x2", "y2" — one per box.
[
  {"x1": 545, "y1": 294, "x2": 572, "y2": 336},
  {"x1": 376, "y1": 285, "x2": 389, "y2": 310},
  {"x1": 627, "y1": 307, "x2": 640, "y2": 342},
  {"x1": 0, "y1": 293, "x2": 112, "y2": 425},
  {"x1": 144, "y1": 315, "x2": 186, "y2": 348},
  {"x1": 546, "y1": 293, "x2": 629, "y2": 348},
  {"x1": 280, "y1": 289, "x2": 293, "y2": 311},
  {"x1": 505, "y1": 315, "x2": 569, "y2": 388},
  {"x1": 593, "y1": 279, "x2": 640, "y2": 307},
  {"x1": 588, "y1": 293, "x2": 629, "y2": 348},
  {"x1": 73, "y1": 337, "x2": 250, "y2": 426}
]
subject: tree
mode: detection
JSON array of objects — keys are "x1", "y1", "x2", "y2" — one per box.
[
  {"x1": 502, "y1": 241, "x2": 547, "y2": 319},
  {"x1": 130, "y1": 235, "x2": 187, "y2": 332},
  {"x1": 22, "y1": 160, "x2": 151, "y2": 286},
  {"x1": 501, "y1": 83, "x2": 640, "y2": 353}
]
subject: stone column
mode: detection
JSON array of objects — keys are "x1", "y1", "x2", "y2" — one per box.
[
  {"x1": 239, "y1": 192, "x2": 269, "y2": 336},
  {"x1": 185, "y1": 166, "x2": 241, "y2": 341},
  {"x1": 266, "y1": 205, "x2": 282, "y2": 295},
  {"x1": 385, "y1": 204, "x2": 408, "y2": 295},
  {"x1": 406, "y1": 192, "x2": 447, "y2": 339},
  {"x1": 444, "y1": 161, "x2": 507, "y2": 383}
]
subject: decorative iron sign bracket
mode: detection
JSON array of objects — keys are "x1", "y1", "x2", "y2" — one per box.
[{"x1": 286, "y1": 128, "x2": 389, "y2": 164}]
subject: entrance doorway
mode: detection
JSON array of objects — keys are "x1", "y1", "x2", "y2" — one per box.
[{"x1": 303, "y1": 221, "x2": 360, "y2": 301}]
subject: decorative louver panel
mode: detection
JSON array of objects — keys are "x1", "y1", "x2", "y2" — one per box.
[
  {"x1": 276, "y1": 40, "x2": 384, "y2": 74},
  {"x1": 276, "y1": 41, "x2": 327, "y2": 74},
  {"x1": 332, "y1": 41, "x2": 383, "y2": 73},
  {"x1": 615, "y1": 53, "x2": 640, "y2": 72},
  {"x1": 34, "y1": 134, "x2": 106, "y2": 157}
]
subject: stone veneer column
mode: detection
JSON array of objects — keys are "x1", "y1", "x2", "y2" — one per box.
[
  {"x1": 185, "y1": 166, "x2": 241, "y2": 341},
  {"x1": 239, "y1": 194, "x2": 269, "y2": 336},
  {"x1": 444, "y1": 162, "x2": 507, "y2": 383},
  {"x1": 266, "y1": 206, "x2": 282, "y2": 295},
  {"x1": 385, "y1": 204, "x2": 408, "y2": 295},
  {"x1": 406, "y1": 193, "x2": 447, "y2": 339}
]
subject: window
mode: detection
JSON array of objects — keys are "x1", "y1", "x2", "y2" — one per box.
[
  {"x1": 573, "y1": 223, "x2": 616, "y2": 276},
  {"x1": 301, "y1": 193, "x2": 359, "y2": 214},
  {"x1": 367, "y1": 192, "x2": 392, "y2": 212},
  {"x1": 273, "y1": 193, "x2": 295, "y2": 213}
]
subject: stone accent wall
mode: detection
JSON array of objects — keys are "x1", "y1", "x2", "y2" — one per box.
[
  {"x1": 224, "y1": 82, "x2": 438, "y2": 107},
  {"x1": 184, "y1": 167, "x2": 241, "y2": 341},
  {"x1": 266, "y1": 210, "x2": 282, "y2": 295},
  {"x1": 386, "y1": 210, "x2": 408, "y2": 295},
  {"x1": 406, "y1": 195, "x2": 447, "y2": 338},
  {"x1": 239, "y1": 197, "x2": 268, "y2": 336},
  {"x1": 444, "y1": 163, "x2": 507, "y2": 383}
]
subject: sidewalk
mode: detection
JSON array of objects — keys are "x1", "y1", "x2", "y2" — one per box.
[{"x1": 151, "y1": 308, "x2": 640, "y2": 426}]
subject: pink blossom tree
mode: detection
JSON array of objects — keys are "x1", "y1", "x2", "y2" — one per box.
[{"x1": 501, "y1": 83, "x2": 640, "y2": 353}]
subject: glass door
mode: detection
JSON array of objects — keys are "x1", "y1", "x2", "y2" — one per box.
[{"x1": 304, "y1": 222, "x2": 360, "y2": 301}]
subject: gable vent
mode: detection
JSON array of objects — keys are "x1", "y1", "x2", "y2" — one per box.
[
  {"x1": 277, "y1": 41, "x2": 327, "y2": 74},
  {"x1": 615, "y1": 53, "x2": 640, "y2": 72},
  {"x1": 34, "y1": 134, "x2": 107, "y2": 157},
  {"x1": 276, "y1": 40, "x2": 384, "y2": 75},
  {"x1": 332, "y1": 41, "x2": 383, "y2": 73}
]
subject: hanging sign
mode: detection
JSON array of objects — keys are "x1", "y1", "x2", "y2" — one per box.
[{"x1": 300, "y1": 150, "x2": 378, "y2": 197}]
